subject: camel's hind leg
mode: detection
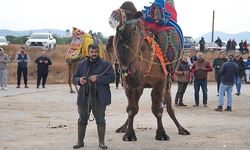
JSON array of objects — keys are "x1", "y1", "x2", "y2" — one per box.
[
  {"x1": 67, "y1": 61, "x2": 79, "y2": 93},
  {"x1": 164, "y1": 75, "x2": 190, "y2": 135},
  {"x1": 151, "y1": 82, "x2": 170, "y2": 141},
  {"x1": 121, "y1": 88, "x2": 143, "y2": 141}
]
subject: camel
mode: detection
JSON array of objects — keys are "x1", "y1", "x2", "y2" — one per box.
[{"x1": 109, "y1": 1, "x2": 190, "y2": 141}]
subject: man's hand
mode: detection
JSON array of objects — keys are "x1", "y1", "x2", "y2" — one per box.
[
  {"x1": 88, "y1": 75, "x2": 97, "y2": 82},
  {"x1": 79, "y1": 77, "x2": 87, "y2": 85}
]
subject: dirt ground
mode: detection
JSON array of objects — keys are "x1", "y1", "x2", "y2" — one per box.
[{"x1": 1, "y1": 83, "x2": 250, "y2": 150}]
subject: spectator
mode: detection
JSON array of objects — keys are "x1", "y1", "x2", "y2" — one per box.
[
  {"x1": 192, "y1": 52, "x2": 213, "y2": 107},
  {"x1": 243, "y1": 40, "x2": 249, "y2": 53},
  {"x1": 215, "y1": 53, "x2": 239, "y2": 112},
  {"x1": 0, "y1": 47, "x2": 10, "y2": 90},
  {"x1": 174, "y1": 56, "x2": 191, "y2": 106},
  {"x1": 233, "y1": 52, "x2": 245, "y2": 96},
  {"x1": 199, "y1": 37, "x2": 206, "y2": 52},
  {"x1": 72, "y1": 44, "x2": 115, "y2": 149},
  {"x1": 245, "y1": 56, "x2": 250, "y2": 83},
  {"x1": 35, "y1": 51, "x2": 52, "y2": 88},
  {"x1": 212, "y1": 51, "x2": 227, "y2": 96},
  {"x1": 232, "y1": 39, "x2": 237, "y2": 51},
  {"x1": 189, "y1": 50, "x2": 198, "y2": 84},
  {"x1": 239, "y1": 40, "x2": 244, "y2": 53},
  {"x1": 215, "y1": 37, "x2": 222, "y2": 47},
  {"x1": 226, "y1": 39, "x2": 233, "y2": 51},
  {"x1": 15, "y1": 46, "x2": 30, "y2": 88}
]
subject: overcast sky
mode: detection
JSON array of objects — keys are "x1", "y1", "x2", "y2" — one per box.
[{"x1": 0, "y1": 0, "x2": 249, "y2": 38}]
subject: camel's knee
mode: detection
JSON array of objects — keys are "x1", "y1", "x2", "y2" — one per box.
[
  {"x1": 152, "y1": 106, "x2": 163, "y2": 118},
  {"x1": 126, "y1": 106, "x2": 138, "y2": 117}
]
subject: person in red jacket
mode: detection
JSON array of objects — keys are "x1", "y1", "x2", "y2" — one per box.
[{"x1": 192, "y1": 52, "x2": 213, "y2": 107}]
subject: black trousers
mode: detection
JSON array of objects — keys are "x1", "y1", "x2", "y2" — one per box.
[
  {"x1": 175, "y1": 82, "x2": 189, "y2": 104},
  {"x1": 17, "y1": 67, "x2": 28, "y2": 85},
  {"x1": 115, "y1": 72, "x2": 120, "y2": 88},
  {"x1": 37, "y1": 71, "x2": 48, "y2": 87},
  {"x1": 78, "y1": 95, "x2": 106, "y2": 126}
]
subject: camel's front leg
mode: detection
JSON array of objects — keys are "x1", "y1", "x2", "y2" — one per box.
[
  {"x1": 122, "y1": 88, "x2": 143, "y2": 141},
  {"x1": 151, "y1": 84, "x2": 170, "y2": 141},
  {"x1": 116, "y1": 118, "x2": 128, "y2": 133}
]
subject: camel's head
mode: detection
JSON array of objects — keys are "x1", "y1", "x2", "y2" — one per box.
[{"x1": 109, "y1": 1, "x2": 144, "y2": 67}]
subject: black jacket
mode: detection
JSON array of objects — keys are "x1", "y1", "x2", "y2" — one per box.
[
  {"x1": 219, "y1": 60, "x2": 239, "y2": 85},
  {"x1": 35, "y1": 56, "x2": 52, "y2": 72},
  {"x1": 73, "y1": 58, "x2": 115, "y2": 106}
]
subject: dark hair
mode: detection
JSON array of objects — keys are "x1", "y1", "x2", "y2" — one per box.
[{"x1": 88, "y1": 44, "x2": 99, "y2": 51}]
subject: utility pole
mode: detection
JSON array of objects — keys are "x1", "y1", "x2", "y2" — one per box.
[{"x1": 212, "y1": 10, "x2": 215, "y2": 42}]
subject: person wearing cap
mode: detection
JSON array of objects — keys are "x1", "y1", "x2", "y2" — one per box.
[
  {"x1": 191, "y1": 52, "x2": 213, "y2": 107},
  {"x1": 212, "y1": 51, "x2": 228, "y2": 96},
  {"x1": 0, "y1": 47, "x2": 10, "y2": 90},
  {"x1": 215, "y1": 53, "x2": 239, "y2": 112},
  {"x1": 174, "y1": 56, "x2": 191, "y2": 106},
  {"x1": 72, "y1": 44, "x2": 115, "y2": 149},
  {"x1": 15, "y1": 47, "x2": 30, "y2": 88},
  {"x1": 233, "y1": 52, "x2": 245, "y2": 96}
]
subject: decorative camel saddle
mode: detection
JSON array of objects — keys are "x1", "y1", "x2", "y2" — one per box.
[
  {"x1": 142, "y1": 0, "x2": 183, "y2": 75},
  {"x1": 65, "y1": 27, "x2": 106, "y2": 61}
]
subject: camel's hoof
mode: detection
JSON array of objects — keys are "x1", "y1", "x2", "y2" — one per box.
[
  {"x1": 178, "y1": 128, "x2": 190, "y2": 135},
  {"x1": 155, "y1": 130, "x2": 170, "y2": 141},
  {"x1": 70, "y1": 91, "x2": 76, "y2": 93},
  {"x1": 122, "y1": 130, "x2": 137, "y2": 141},
  {"x1": 116, "y1": 126, "x2": 127, "y2": 133}
]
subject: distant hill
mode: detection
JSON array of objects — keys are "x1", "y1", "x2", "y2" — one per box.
[
  {"x1": 195, "y1": 31, "x2": 250, "y2": 43},
  {"x1": 0, "y1": 29, "x2": 67, "y2": 37}
]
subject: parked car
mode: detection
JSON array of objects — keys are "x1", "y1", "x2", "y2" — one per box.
[
  {"x1": 196, "y1": 42, "x2": 226, "y2": 52},
  {"x1": 25, "y1": 33, "x2": 56, "y2": 50},
  {"x1": 184, "y1": 36, "x2": 196, "y2": 50},
  {"x1": 0, "y1": 36, "x2": 9, "y2": 46}
]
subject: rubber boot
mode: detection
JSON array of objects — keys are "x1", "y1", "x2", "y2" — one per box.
[
  {"x1": 73, "y1": 125, "x2": 86, "y2": 149},
  {"x1": 97, "y1": 125, "x2": 108, "y2": 149}
]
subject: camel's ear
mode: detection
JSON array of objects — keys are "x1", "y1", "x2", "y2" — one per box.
[{"x1": 134, "y1": 11, "x2": 143, "y2": 19}]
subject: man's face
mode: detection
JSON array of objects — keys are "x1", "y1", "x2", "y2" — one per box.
[
  {"x1": 219, "y1": 53, "x2": 225, "y2": 58},
  {"x1": 235, "y1": 55, "x2": 240, "y2": 60},
  {"x1": 20, "y1": 49, "x2": 25, "y2": 54},
  {"x1": 88, "y1": 48, "x2": 99, "y2": 61}
]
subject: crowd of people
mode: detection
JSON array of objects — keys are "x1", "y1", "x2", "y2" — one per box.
[
  {"x1": 0, "y1": 46, "x2": 52, "y2": 90},
  {"x1": 173, "y1": 50, "x2": 250, "y2": 112},
  {"x1": 198, "y1": 36, "x2": 249, "y2": 54}
]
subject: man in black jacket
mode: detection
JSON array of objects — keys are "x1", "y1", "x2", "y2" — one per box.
[
  {"x1": 72, "y1": 44, "x2": 115, "y2": 149},
  {"x1": 215, "y1": 53, "x2": 239, "y2": 112},
  {"x1": 212, "y1": 51, "x2": 227, "y2": 96},
  {"x1": 35, "y1": 51, "x2": 52, "y2": 88}
]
